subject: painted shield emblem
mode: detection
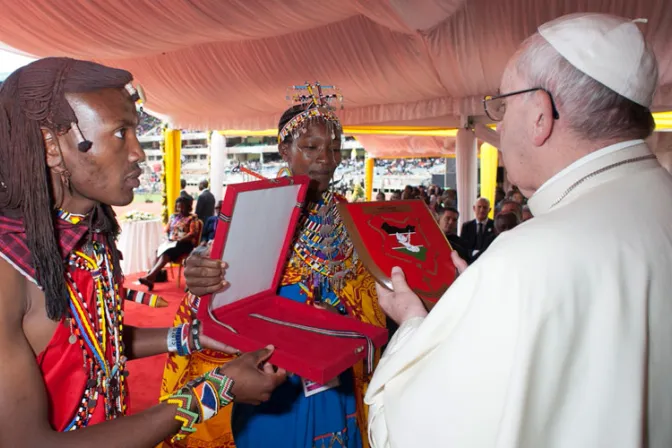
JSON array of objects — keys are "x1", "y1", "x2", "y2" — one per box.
[{"x1": 338, "y1": 201, "x2": 456, "y2": 308}]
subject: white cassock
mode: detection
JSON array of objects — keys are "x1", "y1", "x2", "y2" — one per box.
[{"x1": 365, "y1": 140, "x2": 672, "y2": 448}]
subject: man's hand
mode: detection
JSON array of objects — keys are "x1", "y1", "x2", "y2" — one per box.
[
  {"x1": 219, "y1": 345, "x2": 287, "y2": 405},
  {"x1": 375, "y1": 267, "x2": 428, "y2": 325},
  {"x1": 451, "y1": 250, "x2": 468, "y2": 275},
  {"x1": 184, "y1": 244, "x2": 228, "y2": 297}
]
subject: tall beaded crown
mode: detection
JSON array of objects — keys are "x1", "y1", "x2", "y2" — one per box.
[{"x1": 278, "y1": 82, "x2": 344, "y2": 144}]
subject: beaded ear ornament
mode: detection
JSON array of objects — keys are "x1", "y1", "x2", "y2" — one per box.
[
  {"x1": 278, "y1": 82, "x2": 344, "y2": 144},
  {"x1": 73, "y1": 82, "x2": 145, "y2": 153}
]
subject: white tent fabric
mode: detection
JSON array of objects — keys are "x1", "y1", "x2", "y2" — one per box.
[{"x1": 0, "y1": 0, "x2": 670, "y2": 148}]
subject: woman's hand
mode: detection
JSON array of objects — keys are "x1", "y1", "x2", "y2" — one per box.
[
  {"x1": 183, "y1": 244, "x2": 228, "y2": 297},
  {"x1": 197, "y1": 328, "x2": 240, "y2": 355},
  {"x1": 375, "y1": 267, "x2": 428, "y2": 325}
]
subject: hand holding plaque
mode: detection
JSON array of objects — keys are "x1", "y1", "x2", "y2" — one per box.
[{"x1": 375, "y1": 266, "x2": 428, "y2": 326}]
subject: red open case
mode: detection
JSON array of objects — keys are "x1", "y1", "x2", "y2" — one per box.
[
  {"x1": 198, "y1": 176, "x2": 388, "y2": 384},
  {"x1": 337, "y1": 200, "x2": 456, "y2": 310}
]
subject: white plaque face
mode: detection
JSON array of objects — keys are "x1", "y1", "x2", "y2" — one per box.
[{"x1": 210, "y1": 183, "x2": 302, "y2": 310}]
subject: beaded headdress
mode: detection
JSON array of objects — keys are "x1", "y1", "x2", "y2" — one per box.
[{"x1": 278, "y1": 82, "x2": 343, "y2": 144}]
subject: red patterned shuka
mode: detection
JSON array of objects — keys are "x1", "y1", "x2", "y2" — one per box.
[{"x1": 0, "y1": 212, "x2": 129, "y2": 431}]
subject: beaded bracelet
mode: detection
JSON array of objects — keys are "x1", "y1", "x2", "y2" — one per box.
[
  {"x1": 167, "y1": 324, "x2": 193, "y2": 356},
  {"x1": 161, "y1": 390, "x2": 199, "y2": 442},
  {"x1": 191, "y1": 319, "x2": 203, "y2": 351},
  {"x1": 177, "y1": 323, "x2": 192, "y2": 356},
  {"x1": 161, "y1": 368, "x2": 235, "y2": 442},
  {"x1": 203, "y1": 368, "x2": 235, "y2": 407},
  {"x1": 167, "y1": 327, "x2": 179, "y2": 353}
]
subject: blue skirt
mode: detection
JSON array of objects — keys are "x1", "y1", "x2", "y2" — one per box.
[{"x1": 230, "y1": 284, "x2": 363, "y2": 448}]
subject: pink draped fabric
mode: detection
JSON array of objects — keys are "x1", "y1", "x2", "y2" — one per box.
[
  {"x1": 0, "y1": 0, "x2": 670, "y2": 159},
  {"x1": 354, "y1": 135, "x2": 454, "y2": 158}
]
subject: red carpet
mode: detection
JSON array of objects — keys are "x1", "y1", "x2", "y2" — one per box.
[{"x1": 123, "y1": 268, "x2": 185, "y2": 415}]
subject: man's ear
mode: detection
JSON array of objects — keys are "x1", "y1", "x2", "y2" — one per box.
[
  {"x1": 531, "y1": 91, "x2": 555, "y2": 147},
  {"x1": 41, "y1": 128, "x2": 64, "y2": 170}
]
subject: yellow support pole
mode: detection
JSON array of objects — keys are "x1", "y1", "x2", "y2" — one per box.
[
  {"x1": 480, "y1": 143, "x2": 499, "y2": 219},
  {"x1": 365, "y1": 155, "x2": 375, "y2": 201},
  {"x1": 164, "y1": 129, "x2": 182, "y2": 219}
]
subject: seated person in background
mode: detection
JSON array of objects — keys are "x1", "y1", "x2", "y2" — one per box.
[
  {"x1": 139, "y1": 196, "x2": 200, "y2": 290},
  {"x1": 495, "y1": 186, "x2": 506, "y2": 206},
  {"x1": 201, "y1": 200, "x2": 222, "y2": 243},
  {"x1": 507, "y1": 188, "x2": 525, "y2": 204},
  {"x1": 482, "y1": 212, "x2": 520, "y2": 252},
  {"x1": 376, "y1": 191, "x2": 386, "y2": 201},
  {"x1": 494, "y1": 212, "x2": 519, "y2": 234},
  {"x1": 389, "y1": 190, "x2": 402, "y2": 201},
  {"x1": 441, "y1": 188, "x2": 458, "y2": 207},
  {"x1": 438, "y1": 206, "x2": 470, "y2": 263},
  {"x1": 498, "y1": 198, "x2": 524, "y2": 222},
  {"x1": 522, "y1": 205, "x2": 534, "y2": 221}
]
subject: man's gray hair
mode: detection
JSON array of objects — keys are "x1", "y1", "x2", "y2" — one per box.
[
  {"x1": 516, "y1": 33, "x2": 656, "y2": 141},
  {"x1": 499, "y1": 199, "x2": 523, "y2": 221},
  {"x1": 475, "y1": 197, "x2": 490, "y2": 207}
]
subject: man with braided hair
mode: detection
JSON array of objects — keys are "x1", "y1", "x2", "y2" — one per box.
[{"x1": 0, "y1": 58, "x2": 285, "y2": 447}]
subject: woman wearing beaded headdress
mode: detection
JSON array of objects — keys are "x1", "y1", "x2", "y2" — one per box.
[{"x1": 160, "y1": 84, "x2": 386, "y2": 448}]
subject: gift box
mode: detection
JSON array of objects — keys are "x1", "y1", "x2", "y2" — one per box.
[
  {"x1": 198, "y1": 176, "x2": 388, "y2": 384},
  {"x1": 337, "y1": 200, "x2": 456, "y2": 310}
]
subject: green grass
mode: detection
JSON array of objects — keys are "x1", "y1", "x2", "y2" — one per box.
[{"x1": 133, "y1": 193, "x2": 162, "y2": 203}]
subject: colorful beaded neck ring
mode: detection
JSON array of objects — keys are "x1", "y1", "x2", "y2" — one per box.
[
  {"x1": 289, "y1": 190, "x2": 358, "y2": 303},
  {"x1": 56, "y1": 209, "x2": 128, "y2": 430}
]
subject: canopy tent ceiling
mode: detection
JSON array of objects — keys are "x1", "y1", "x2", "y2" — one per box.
[{"x1": 0, "y1": 0, "x2": 671, "y2": 158}]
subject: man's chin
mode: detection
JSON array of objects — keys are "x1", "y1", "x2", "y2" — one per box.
[{"x1": 107, "y1": 191, "x2": 135, "y2": 207}]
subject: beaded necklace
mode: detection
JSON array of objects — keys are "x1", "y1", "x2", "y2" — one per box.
[
  {"x1": 288, "y1": 192, "x2": 358, "y2": 310},
  {"x1": 56, "y1": 209, "x2": 127, "y2": 430}
]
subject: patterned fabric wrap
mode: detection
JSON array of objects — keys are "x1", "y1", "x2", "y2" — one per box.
[
  {"x1": 159, "y1": 251, "x2": 384, "y2": 448},
  {"x1": 0, "y1": 213, "x2": 89, "y2": 283},
  {"x1": 166, "y1": 213, "x2": 200, "y2": 246}
]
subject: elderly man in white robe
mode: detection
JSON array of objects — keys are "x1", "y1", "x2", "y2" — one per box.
[{"x1": 365, "y1": 13, "x2": 672, "y2": 448}]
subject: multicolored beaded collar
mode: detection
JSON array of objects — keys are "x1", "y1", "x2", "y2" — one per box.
[
  {"x1": 57, "y1": 209, "x2": 127, "y2": 429},
  {"x1": 288, "y1": 192, "x2": 358, "y2": 307},
  {"x1": 57, "y1": 208, "x2": 87, "y2": 225}
]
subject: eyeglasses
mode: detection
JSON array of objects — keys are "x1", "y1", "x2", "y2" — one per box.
[{"x1": 483, "y1": 87, "x2": 560, "y2": 122}]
